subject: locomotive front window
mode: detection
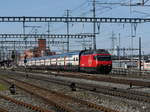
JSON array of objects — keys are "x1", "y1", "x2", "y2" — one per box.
[
  {"x1": 96, "y1": 50, "x2": 109, "y2": 54},
  {"x1": 94, "y1": 55, "x2": 111, "y2": 61}
]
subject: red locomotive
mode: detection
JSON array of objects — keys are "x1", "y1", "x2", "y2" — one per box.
[{"x1": 80, "y1": 49, "x2": 112, "y2": 73}]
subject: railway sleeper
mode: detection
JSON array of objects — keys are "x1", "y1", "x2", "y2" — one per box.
[
  {"x1": 0, "y1": 94, "x2": 53, "y2": 112},
  {"x1": 0, "y1": 107, "x2": 9, "y2": 112},
  {"x1": 8, "y1": 77, "x2": 119, "y2": 112}
]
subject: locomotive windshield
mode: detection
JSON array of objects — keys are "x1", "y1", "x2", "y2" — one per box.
[
  {"x1": 96, "y1": 49, "x2": 109, "y2": 54},
  {"x1": 94, "y1": 55, "x2": 111, "y2": 61}
]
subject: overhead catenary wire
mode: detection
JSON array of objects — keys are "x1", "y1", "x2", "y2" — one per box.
[{"x1": 71, "y1": 0, "x2": 90, "y2": 13}]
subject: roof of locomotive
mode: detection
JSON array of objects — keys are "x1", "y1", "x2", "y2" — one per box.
[{"x1": 81, "y1": 49, "x2": 110, "y2": 55}]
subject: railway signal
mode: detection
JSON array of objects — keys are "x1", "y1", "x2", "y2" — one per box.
[
  {"x1": 24, "y1": 55, "x2": 27, "y2": 64},
  {"x1": 11, "y1": 51, "x2": 15, "y2": 60}
]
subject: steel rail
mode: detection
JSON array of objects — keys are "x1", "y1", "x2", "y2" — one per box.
[
  {"x1": 15, "y1": 69, "x2": 150, "y2": 102},
  {"x1": 48, "y1": 71, "x2": 150, "y2": 87},
  {"x1": 4, "y1": 76, "x2": 120, "y2": 112},
  {"x1": 0, "y1": 108, "x2": 8, "y2": 112},
  {"x1": 20, "y1": 72, "x2": 150, "y2": 103},
  {"x1": 2, "y1": 78, "x2": 78, "y2": 112},
  {"x1": 8, "y1": 69, "x2": 150, "y2": 87},
  {"x1": 2, "y1": 70, "x2": 150, "y2": 104},
  {"x1": 0, "y1": 94, "x2": 53, "y2": 112}
]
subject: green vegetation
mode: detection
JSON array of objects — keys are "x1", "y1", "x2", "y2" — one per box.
[{"x1": 0, "y1": 83, "x2": 7, "y2": 91}]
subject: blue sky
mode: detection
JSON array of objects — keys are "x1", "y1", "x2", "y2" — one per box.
[
  {"x1": 0, "y1": 0, "x2": 81, "y2": 16},
  {"x1": 0, "y1": 0, "x2": 150, "y2": 54}
]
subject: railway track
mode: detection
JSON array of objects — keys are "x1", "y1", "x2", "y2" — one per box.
[
  {"x1": 2, "y1": 78, "x2": 76, "y2": 112},
  {"x1": 26, "y1": 73, "x2": 150, "y2": 103},
  {"x1": 2, "y1": 69, "x2": 150, "y2": 103},
  {"x1": 1, "y1": 70, "x2": 150, "y2": 103},
  {"x1": 16, "y1": 69, "x2": 150, "y2": 87},
  {"x1": 0, "y1": 107, "x2": 8, "y2": 112},
  {"x1": 52, "y1": 72, "x2": 150, "y2": 87},
  {"x1": 0, "y1": 94, "x2": 53, "y2": 112},
  {"x1": 2, "y1": 76, "x2": 120, "y2": 112}
]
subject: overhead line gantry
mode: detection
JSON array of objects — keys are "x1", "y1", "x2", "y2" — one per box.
[
  {"x1": 0, "y1": 40, "x2": 67, "y2": 44},
  {"x1": 0, "y1": 34, "x2": 94, "y2": 39},
  {"x1": 0, "y1": 16, "x2": 150, "y2": 23},
  {"x1": 0, "y1": 16, "x2": 149, "y2": 55}
]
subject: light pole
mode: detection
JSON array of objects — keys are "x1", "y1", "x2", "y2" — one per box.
[
  {"x1": 139, "y1": 37, "x2": 142, "y2": 72},
  {"x1": 93, "y1": 0, "x2": 96, "y2": 50}
]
